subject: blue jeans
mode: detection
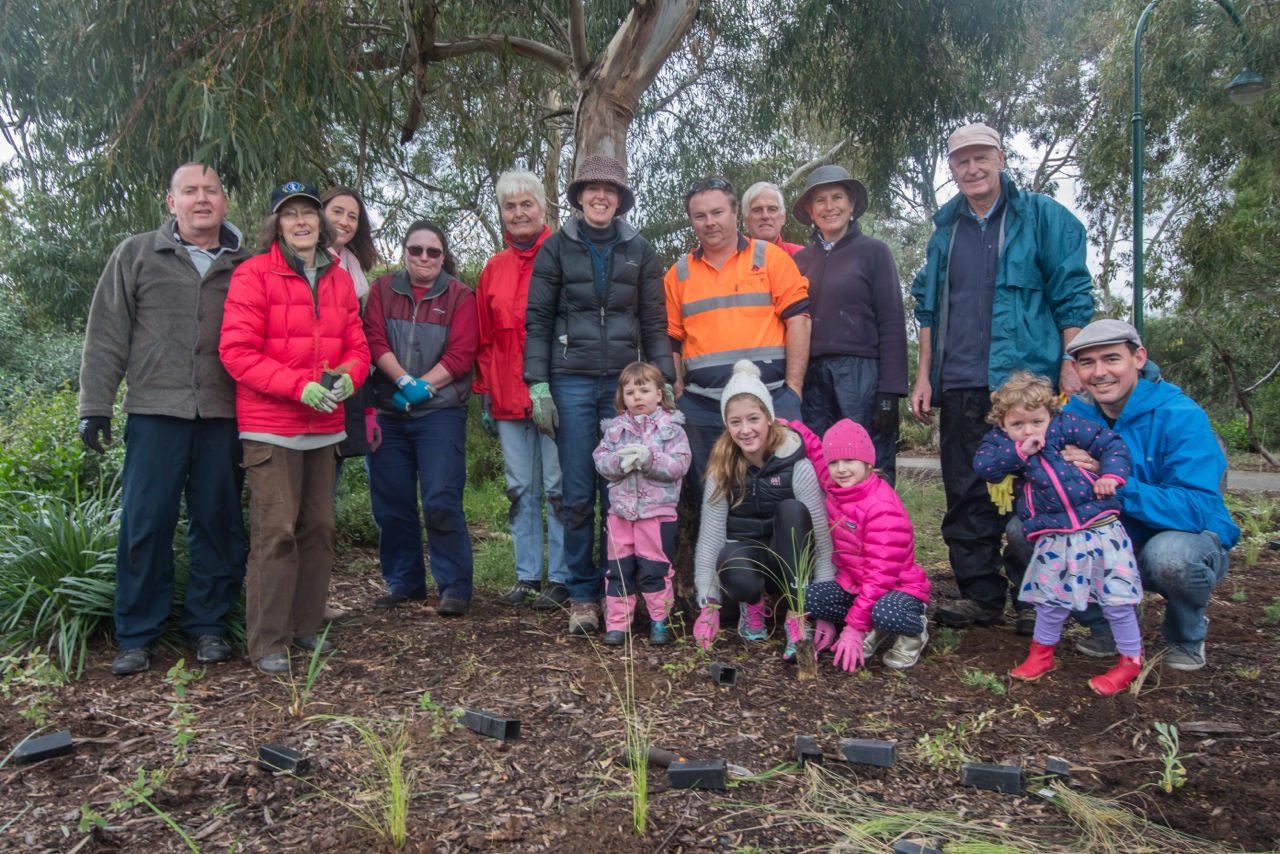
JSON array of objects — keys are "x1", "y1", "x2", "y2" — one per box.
[
  {"x1": 496, "y1": 417, "x2": 568, "y2": 586},
  {"x1": 115, "y1": 415, "x2": 245, "y2": 648},
  {"x1": 801, "y1": 355, "x2": 897, "y2": 486},
  {"x1": 678, "y1": 384, "x2": 803, "y2": 490},
  {"x1": 368, "y1": 408, "x2": 473, "y2": 600},
  {"x1": 1007, "y1": 519, "x2": 1229, "y2": 650},
  {"x1": 549, "y1": 375, "x2": 618, "y2": 602}
]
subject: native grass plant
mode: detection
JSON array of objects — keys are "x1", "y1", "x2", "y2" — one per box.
[
  {"x1": 1146, "y1": 721, "x2": 1190, "y2": 794},
  {"x1": 1224, "y1": 493, "x2": 1280, "y2": 567},
  {"x1": 1261, "y1": 596, "x2": 1280, "y2": 627},
  {"x1": 789, "y1": 764, "x2": 1246, "y2": 853},
  {"x1": 959, "y1": 667, "x2": 1008, "y2": 696},
  {"x1": 1230, "y1": 581, "x2": 1247, "y2": 602},
  {"x1": 282, "y1": 623, "x2": 336, "y2": 718},
  {"x1": 915, "y1": 709, "x2": 997, "y2": 770},
  {"x1": 311, "y1": 714, "x2": 416, "y2": 849},
  {"x1": 0, "y1": 481, "x2": 120, "y2": 676},
  {"x1": 933, "y1": 626, "x2": 964, "y2": 656},
  {"x1": 749, "y1": 529, "x2": 821, "y2": 680}
]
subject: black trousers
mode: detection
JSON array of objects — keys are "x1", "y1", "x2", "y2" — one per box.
[
  {"x1": 938, "y1": 387, "x2": 1023, "y2": 610},
  {"x1": 718, "y1": 499, "x2": 814, "y2": 605}
]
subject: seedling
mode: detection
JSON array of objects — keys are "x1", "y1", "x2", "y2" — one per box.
[
  {"x1": 1230, "y1": 581, "x2": 1246, "y2": 602},
  {"x1": 283, "y1": 623, "x2": 336, "y2": 717},
  {"x1": 933, "y1": 626, "x2": 963, "y2": 655},
  {"x1": 1147, "y1": 721, "x2": 1189, "y2": 793},
  {"x1": 1262, "y1": 596, "x2": 1280, "y2": 627},
  {"x1": 960, "y1": 667, "x2": 1007, "y2": 695}
]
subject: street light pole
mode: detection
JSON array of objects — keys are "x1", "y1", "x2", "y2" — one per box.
[{"x1": 1131, "y1": 0, "x2": 1267, "y2": 338}]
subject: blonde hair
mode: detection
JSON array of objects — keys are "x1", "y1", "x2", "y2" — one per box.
[
  {"x1": 987, "y1": 371, "x2": 1063, "y2": 426},
  {"x1": 614, "y1": 362, "x2": 675, "y2": 413},
  {"x1": 706, "y1": 393, "x2": 790, "y2": 505}
]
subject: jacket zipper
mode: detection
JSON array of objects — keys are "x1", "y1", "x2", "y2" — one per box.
[{"x1": 1038, "y1": 457, "x2": 1081, "y2": 530}]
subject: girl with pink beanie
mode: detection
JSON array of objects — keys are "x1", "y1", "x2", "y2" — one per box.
[{"x1": 797, "y1": 418, "x2": 931, "y2": 671}]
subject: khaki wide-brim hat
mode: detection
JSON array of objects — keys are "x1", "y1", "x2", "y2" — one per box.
[
  {"x1": 566, "y1": 154, "x2": 636, "y2": 217},
  {"x1": 792, "y1": 164, "x2": 868, "y2": 227}
]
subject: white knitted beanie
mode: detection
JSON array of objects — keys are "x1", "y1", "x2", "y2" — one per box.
[{"x1": 720, "y1": 360, "x2": 775, "y2": 423}]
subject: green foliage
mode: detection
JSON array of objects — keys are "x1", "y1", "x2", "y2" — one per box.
[
  {"x1": 1147, "y1": 721, "x2": 1189, "y2": 794},
  {"x1": 0, "y1": 384, "x2": 122, "y2": 499},
  {"x1": 0, "y1": 304, "x2": 85, "y2": 394},
  {"x1": 960, "y1": 668, "x2": 1008, "y2": 696},
  {"x1": 0, "y1": 651, "x2": 66, "y2": 726},
  {"x1": 334, "y1": 460, "x2": 379, "y2": 550},
  {"x1": 1261, "y1": 596, "x2": 1280, "y2": 627}
]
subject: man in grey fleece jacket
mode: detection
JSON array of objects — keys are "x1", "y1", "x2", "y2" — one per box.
[{"x1": 78, "y1": 164, "x2": 250, "y2": 676}]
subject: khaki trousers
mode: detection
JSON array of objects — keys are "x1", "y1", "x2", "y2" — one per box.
[{"x1": 243, "y1": 440, "x2": 337, "y2": 661}]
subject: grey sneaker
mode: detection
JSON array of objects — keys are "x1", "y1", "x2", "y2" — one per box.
[
  {"x1": 194, "y1": 634, "x2": 232, "y2": 664},
  {"x1": 112, "y1": 643, "x2": 159, "y2": 676},
  {"x1": 1074, "y1": 633, "x2": 1118, "y2": 658},
  {"x1": 256, "y1": 652, "x2": 291, "y2": 675},
  {"x1": 883, "y1": 624, "x2": 929, "y2": 669},
  {"x1": 934, "y1": 598, "x2": 1005, "y2": 628},
  {"x1": 1163, "y1": 643, "x2": 1206, "y2": 671},
  {"x1": 531, "y1": 582, "x2": 571, "y2": 611},
  {"x1": 500, "y1": 580, "x2": 541, "y2": 606}
]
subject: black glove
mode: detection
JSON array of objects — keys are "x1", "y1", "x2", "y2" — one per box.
[
  {"x1": 871, "y1": 393, "x2": 900, "y2": 437},
  {"x1": 78, "y1": 416, "x2": 113, "y2": 455}
]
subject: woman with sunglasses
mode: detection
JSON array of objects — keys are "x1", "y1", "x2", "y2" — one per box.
[
  {"x1": 219, "y1": 181, "x2": 370, "y2": 674},
  {"x1": 523, "y1": 154, "x2": 674, "y2": 637},
  {"x1": 363, "y1": 221, "x2": 479, "y2": 617}
]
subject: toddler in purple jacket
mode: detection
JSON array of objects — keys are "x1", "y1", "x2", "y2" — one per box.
[
  {"x1": 593, "y1": 362, "x2": 691, "y2": 646},
  {"x1": 974, "y1": 372, "x2": 1143, "y2": 695}
]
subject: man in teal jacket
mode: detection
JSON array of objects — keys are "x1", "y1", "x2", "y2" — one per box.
[
  {"x1": 910, "y1": 122, "x2": 1095, "y2": 632},
  {"x1": 1057, "y1": 320, "x2": 1237, "y2": 670}
]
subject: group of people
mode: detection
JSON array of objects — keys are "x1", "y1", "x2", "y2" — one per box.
[{"x1": 80, "y1": 119, "x2": 1239, "y2": 690}]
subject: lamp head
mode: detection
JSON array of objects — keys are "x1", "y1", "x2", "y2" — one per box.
[{"x1": 1227, "y1": 67, "x2": 1268, "y2": 106}]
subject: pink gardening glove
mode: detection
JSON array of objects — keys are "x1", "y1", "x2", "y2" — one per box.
[
  {"x1": 831, "y1": 626, "x2": 867, "y2": 672},
  {"x1": 693, "y1": 606, "x2": 720, "y2": 651},
  {"x1": 365, "y1": 408, "x2": 382, "y2": 453},
  {"x1": 812, "y1": 619, "x2": 837, "y2": 652}
]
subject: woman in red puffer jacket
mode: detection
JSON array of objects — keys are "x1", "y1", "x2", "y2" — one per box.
[{"x1": 220, "y1": 181, "x2": 369, "y2": 676}]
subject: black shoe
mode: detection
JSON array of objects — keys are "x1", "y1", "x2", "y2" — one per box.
[
  {"x1": 256, "y1": 652, "x2": 291, "y2": 674},
  {"x1": 500, "y1": 580, "x2": 542, "y2": 606},
  {"x1": 1014, "y1": 608, "x2": 1036, "y2": 637},
  {"x1": 292, "y1": 636, "x2": 335, "y2": 654},
  {"x1": 531, "y1": 582, "x2": 571, "y2": 611},
  {"x1": 112, "y1": 643, "x2": 159, "y2": 676},
  {"x1": 602, "y1": 630, "x2": 627, "y2": 646},
  {"x1": 437, "y1": 595, "x2": 470, "y2": 617},
  {"x1": 194, "y1": 634, "x2": 232, "y2": 663},
  {"x1": 373, "y1": 592, "x2": 417, "y2": 609},
  {"x1": 935, "y1": 598, "x2": 1006, "y2": 628}
]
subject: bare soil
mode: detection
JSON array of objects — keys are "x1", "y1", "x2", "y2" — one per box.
[{"x1": 4, "y1": 491, "x2": 1280, "y2": 853}]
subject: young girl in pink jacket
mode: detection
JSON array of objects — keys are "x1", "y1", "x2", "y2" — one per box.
[
  {"x1": 798, "y1": 419, "x2": 931, "y2": 671},
  {"x1": 593, "y1": 362, "x2": 691, "y2": 646}
]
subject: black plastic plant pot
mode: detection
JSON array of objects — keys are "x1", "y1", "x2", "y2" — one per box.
[
  {"x1": 709, "y1": 662, "x2": 737, "y2": 687},
  {"x1": 460, "y1": 708, "x2": 521, "y2": 741},
  {"x1": 892, "y1": 841, "x2": 944, "y2": 854},
  {"x1": 257, "y1": 744, "x2": 309, "y2": 775},
  {"x1": 960, "y1": 762, "x2": 1023, "y2": 794},
  {"x1": 1045, "y1": 757, "x2": 1071, "y2": 782},
  {"x1": 668, "y1": 758, "x2": 727, "y2": 790},
  {"x1": 320, "y1": 371, "x2": 341, "y2": 391},
  {"x1": 13, "y1": 730, "x2": 74, "y2": 764},
  {"x1": 794, "y1": 735, "x2": 823, "y2": 767},
  {"x1": 839, "y1": 737, "x2": 896, "y2": 768}
]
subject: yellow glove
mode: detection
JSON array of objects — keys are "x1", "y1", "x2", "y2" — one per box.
[{"x1": 987, "y1": 475, "x2": 1014, "y2": 514}]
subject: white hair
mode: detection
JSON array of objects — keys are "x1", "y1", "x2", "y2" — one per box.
[
  {"x1": 495, "y1": 171, "x2": 546, "y2": 210},
  {"x1": 741, "y1": 181, "x2": 786, "y2": 213}
]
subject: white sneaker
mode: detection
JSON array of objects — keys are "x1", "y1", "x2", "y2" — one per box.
[{"x1": 883, "y1": 623, "x2": 929, "y2": 669}]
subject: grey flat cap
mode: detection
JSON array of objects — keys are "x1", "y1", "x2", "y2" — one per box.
[{"x1": 1066, "y1": 319, "x2": 1143, "y2": 356}]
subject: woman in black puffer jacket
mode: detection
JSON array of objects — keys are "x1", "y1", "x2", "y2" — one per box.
[{"x1": 523, "y1": 154, "x2": 674, "y2": 638}]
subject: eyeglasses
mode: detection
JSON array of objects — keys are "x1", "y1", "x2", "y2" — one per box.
[
  {"x1": 278, "y1": 207, "x2": 320, "y2": 221},
  {"x1": 686, "y1": 177, "x2": 732, "y2": 197},
  {"x1": 406, "y1": 245, "x2": 444, "y2": 259}
]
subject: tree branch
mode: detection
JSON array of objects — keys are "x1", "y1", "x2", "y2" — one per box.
[
  {"x1": 782, "y1": 137, "x2": 853, "y2": 189},
  {"x1": 1244, "y1": 359, "x2": 1280, "y2": 396},
  {"x1": 568, "y1": 0, "x2": 589, "y2": 72},
  {"x1": 1187, "y1": 306, "x2": 1280, "y2": 467}
]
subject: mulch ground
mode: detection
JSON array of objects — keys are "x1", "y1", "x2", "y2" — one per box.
[{"x1": 4, "y1": 492, "x2": 1280, "y2": 852}]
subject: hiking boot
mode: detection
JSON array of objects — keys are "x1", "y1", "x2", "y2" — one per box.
[
  {"x1": 737, "y1": 598, "x2": 772, "y2": 642},
  {"x1": 884, "y1": 623, "x2": 929, "y2": 670},
  {"x1": 531, "y1": 582, "x2": 571, "y2": 611},
  {"x1": 568, "y1": 601, "x2": 599, "y2": 636},
  {"x1": 1074, "y1": 632, "x2": 1117, "y2": 658},
  {"x1": 292, "y1": 636, "x2": 335, "y2": 654},
  {"x1": 324, "y1": 604, "x2": 351, "y2": 621},
  {"x1": 112, "y1": 643, "x2": 159, "y2": 676},
  {"x1": 1010, "y1": 640, "x2": 1056, "y2": 681},
  {"x1": 437, "y1": 596, "x2": 470, "y2": 617},
  {"x1": 649, "y1": 619, "x2": 673, "y2": 646},
  {"x1": 862, "y1": 628, "x2": 893, "y2": 658},
  {"x1": 1014, "y1": 607, "x2": 1036, "y2": 637},
  {"x1": 1090, "y1": 653, "x2": 1143, "y2": 694},
  {"x1": 935, "y1": 598, "x2": 1005, "y2": 628},
  {"x1": 1163, "y1": 643, "x2": 1206, "y2": 671},
  {"x1": 194, "y1": 634, "x2": 232, "y2": 664},
  {"x1": 256, "y1": 652, "x2": 291, "y2": 675},
  {"x1": 373, "y1": 592, "x2": 418, "y2": 610},
  {"x1": 602, "y1": 629, "x2": 627, "y2": 646},
  {"x1": 500, "y1": 579, "x2": 541, "y2": 606}
]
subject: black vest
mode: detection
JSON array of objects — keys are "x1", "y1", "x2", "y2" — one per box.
[{"x1": 726, "y1": 441, "x2": 806, "y2": 542}]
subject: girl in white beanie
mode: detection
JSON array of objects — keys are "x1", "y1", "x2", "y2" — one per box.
[{"x1": 692, "y1": 361, "x2": 834, "y2": 657}]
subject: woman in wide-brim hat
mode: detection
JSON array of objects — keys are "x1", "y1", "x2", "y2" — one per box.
[
  {"x1": 522, "y1": 153, "x2": 675, "y2": 638},
  {"x1": 792, "y1": 165, "x2": 909, "y2": 486}
]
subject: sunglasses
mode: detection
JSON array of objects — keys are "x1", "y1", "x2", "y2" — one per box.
[
  {"x1": 406, "y1": 245, "x2": 444, "y2": 259},
  {"x1": 686, "y1": 176, "x2": 732, "y2": 197}
]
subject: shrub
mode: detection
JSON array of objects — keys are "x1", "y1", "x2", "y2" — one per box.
[{"x1": 0, "y1": 383, "x2": 123, "y2": 500}]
